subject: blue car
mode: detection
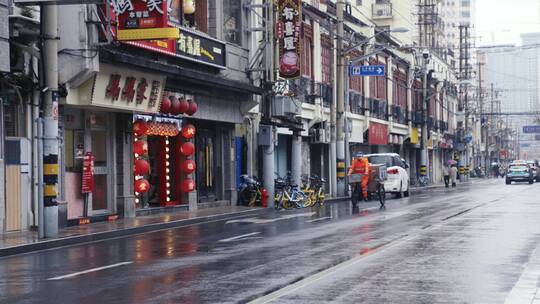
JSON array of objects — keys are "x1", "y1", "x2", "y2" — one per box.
[{"x1": 506, "y1": 164, "x2": 534, "y2": 185}]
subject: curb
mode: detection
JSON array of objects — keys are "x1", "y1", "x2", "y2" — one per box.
[{"x1": 0, "y1": 208, "x2": 266, "y2": 258}]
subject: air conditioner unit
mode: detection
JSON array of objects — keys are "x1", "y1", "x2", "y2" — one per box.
[{"x1": 272, "y1": 95, "x2": 302, "y2": 117}]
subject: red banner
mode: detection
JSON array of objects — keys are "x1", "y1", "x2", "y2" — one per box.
[
  {"x1": 369, "y1": 122, "x2": 389, "y2": 145},
  {"x1": 277, "y1": 0, "x2": 302, "y2": 79},
  {"x1": 82, "y1": 152, "x2": 95, "y2": 194},
  {"x1": 112, "y1": 0, "x2": 178, "y2": 41}
]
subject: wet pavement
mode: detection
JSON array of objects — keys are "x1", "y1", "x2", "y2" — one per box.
[{"x1": 1, "y1": 179, "x2": 540, "y2": 304}]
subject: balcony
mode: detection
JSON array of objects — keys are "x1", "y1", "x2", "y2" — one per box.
[{"x1": 372, "y1": 1, "x2": 393, "y2": 19}]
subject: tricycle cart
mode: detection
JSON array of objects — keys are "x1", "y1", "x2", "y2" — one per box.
[{"x1": 348, "y1": 164, "x2": 388, "y2": 207}]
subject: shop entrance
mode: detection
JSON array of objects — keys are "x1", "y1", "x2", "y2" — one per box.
[
  {"x1": 196, "y1": 128, "x2": 217, "y2": 200},
  {"x1": 64, "y1": 110, "x2": 114, "y2": 219}
]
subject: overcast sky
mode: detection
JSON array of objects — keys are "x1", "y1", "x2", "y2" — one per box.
[{"x1": 476, "y1": 0, "x2": 540, "y2": 46}]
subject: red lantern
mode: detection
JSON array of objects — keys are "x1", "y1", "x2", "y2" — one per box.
[
  {"x1": 135, "y1": 178, "x2": 150, "y2": 193},
  {"x1": 181, "y1": 124, "x2": 196, "y2": 139},
  {"x1": 186, "y1": 99, "x2": 198, "y2": 116},
  {"x1": 160, "y1": 97, "x2": 172, "y2": 114},
  {"x1": 182, "y1": 178, "x2": 196, "y2": 192},
  {"x1": 134, "y1": 159, "x2": 150, "y2": 175},
  {"x1": 180, "y1": 142, "x2": 195, "y2": 156},
  {"x1": 133, "y1": 120, "x2": 148, "y2": 137},
  {"x1": 182, "y1": 159, "x2": 197, "y2": 174},
  {"x1": 133, "y1": 140, "x2": 148, "y2": 156},
  {"x1": 178, "y1": 97, "x2": 189, "y2": 114},
  {"x1": 169, "y1": 96, "x2": 180, "y2": 115}
]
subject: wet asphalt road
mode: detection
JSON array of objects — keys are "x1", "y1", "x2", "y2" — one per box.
[{"x1": 1, "y1": 179, "x2": 540, "y2": 304}]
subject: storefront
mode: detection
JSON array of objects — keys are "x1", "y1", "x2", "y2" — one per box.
[{"x1": 61, "y1": 63, "x2": 166, "y2": 224}]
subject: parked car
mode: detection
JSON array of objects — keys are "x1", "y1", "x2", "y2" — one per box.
[
  {"x1": 506, "y1": 163, "x2": 534, "y2": 185},
  {"x1": 526, "y1": 161, "x2": 540, "y2": 182},
  {"x1": 366, "y1": 153, "x2": 410, "y2": 198}
]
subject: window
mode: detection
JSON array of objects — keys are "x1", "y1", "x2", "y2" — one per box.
[
  {"x1": 370, "y1": 58, "x2": 387, "y2": 100},
  {"x1": 349, "y1": 50, "x2": 363, "y2": 93},
  {"x1": 461, "y1": 11, "x2": 470, "y2": 17},
  {"x1": 321, "y1": 35, "x2": 332, "y2": 84},
  {"x1": 393, "y1": 68, "x2": 407, "y2": 108},
  {"x1": 301, "y1": 23, "x2": 314, "y2": 79},
  {"x1": 168, "y1": 0, "x2": 208, "y2": 33},
  {"x1": 223, "y1": 0, "x2": 242, "y2": 44}
]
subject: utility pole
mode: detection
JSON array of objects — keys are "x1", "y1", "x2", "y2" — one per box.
[
  {"x1": 477, "y1": 60, "x2": 483, "y2": 174},
  {"x1": 420, "y1": 56, "x2": 429, "y2": 180},
  {"x1": 329, "y1": 16, "x2": 337, "y2": 197},
  {"x1": 262, "y1": 0, "x2": 275, "y2": 208},
  {"x1": 335, "y1": 0, "x2": 346, "y2": 196},
  {"x1": 41, "y1": 4, "x2": 59, "y2": 237}
]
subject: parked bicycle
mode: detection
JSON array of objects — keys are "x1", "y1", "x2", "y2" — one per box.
[
  {"x1": 274, "y1": 174, "x2": 308, "y2": 209},
  {"x1": 301, "y1": 175, "x2": 326, "y2": 207},
  {"x1": 238, "y1": 175, "x2": 264, "y2": 207}
]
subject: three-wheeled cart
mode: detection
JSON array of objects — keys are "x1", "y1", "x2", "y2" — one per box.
[{"x1": 348, "y1": 164, "x2": 388, "y2": 207}]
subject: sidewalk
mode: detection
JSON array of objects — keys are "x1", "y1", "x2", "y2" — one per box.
[{"x1": 0, "y1": 206, "x2": 265, "y2": 258}]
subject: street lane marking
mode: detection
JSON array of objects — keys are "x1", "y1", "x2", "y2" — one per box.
[
  {"x1": 47, "y1": 261, "x2": 133, "y2": 281},
  {"x1": 306, "y1": 217, "x2": 332, "y2": 223},
  {"x1": 218, "y1": 232, "x2": 261, "y2": 243},
  {"x1": 225, "y1": 212, "x2": 316, "y2": 225}
]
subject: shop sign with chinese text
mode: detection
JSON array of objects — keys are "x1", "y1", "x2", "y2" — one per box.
[
  {"x1": 82, "y1": 152, "x2": 94, "y2": 194},
  {"x1": 112, "y1": 0, "x2": 179, "y2": 40},
  {"x1": 369, "y1": 122, "x2": 389, "y2": 145},
  {"x1": 124, "y1": 27, "x2": 226, "y2": 68},
  {"x1": 277, "y1": 0, "x2": 302, "y2": 79},
  {"x1": 64, "y1": 64, "x2": 165, "y2": 113}
]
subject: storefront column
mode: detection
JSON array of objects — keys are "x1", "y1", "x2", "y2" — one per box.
[{"x1": 291, "y1": 133, "x2": 302, "y2": 187}]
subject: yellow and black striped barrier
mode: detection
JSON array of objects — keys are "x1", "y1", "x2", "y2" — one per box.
[
  {"x1": 44, "y1": 154, "x2": 58, "y2": 207},
  {"x1": 337, "y1": 160, "x2": 346, "y2": 179},
  {"x1": 419, "y1": 165, "x2": 427, "y2": 176}
]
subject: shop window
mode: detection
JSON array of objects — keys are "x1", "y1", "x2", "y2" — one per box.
[
  {"x1": 223, "y1": 0, "x2": 242, "y2": 45},
  {"x1": 64, "y1": 129, "x2": 84, "y2": 172},
  {"x1": 168, "y1": 0, "x2": 208, "y2": 33},
  {"x1": 91, "y1": 130, "x2": 108, "y2": 167}
]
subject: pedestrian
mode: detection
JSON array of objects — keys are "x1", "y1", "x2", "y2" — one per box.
[
  {"x1": 450, "y1": 164, "x2": 458, "y2": 187},
  {"x1": 443, "y1": 164, "x2": 450, "y2": 188}
]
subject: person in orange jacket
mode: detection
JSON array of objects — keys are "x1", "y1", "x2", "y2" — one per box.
[{"x1": 348, "y1": 152, "x2": 371, "y2": 201}]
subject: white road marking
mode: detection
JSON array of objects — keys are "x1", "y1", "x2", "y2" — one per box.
[
  {"x1": 218, "y1": 232, "x2": 261, "y2": 243},
  {"x1": 306, "y1": 217, "x2": 332, "y2": 223},
  {"x1": 225, "y1": 212, "x2": 316, "y2": 225},
  {"x1": 47, "y1": 262, "x2": 133, "y2": 281}
]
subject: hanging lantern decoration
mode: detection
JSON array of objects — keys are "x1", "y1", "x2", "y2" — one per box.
[
  {"x1": 181, "y1": 124, "x2": 196, "y2": 139},
  {"x1": 182, "y1": 178, "x2": 196, "y2": 192},
  {"x1": 186, "y1": 99, "x2": 198, "y2": 116},
  {"x1": 133, "y1": 140, "x2": 148, "y2": 156},
  {"x1": 178, "y1": 97, "x2": 189, "y2": 114},
  {"x1": 182, "y1": 159, "x2": 197, "y2": 174},
  {"x1": 183, "y1": 0, "x2": 195, "y2": 14},
  {"x1": 180, "y1": 141, "x2": 195, "y2": 156},
  {"x1": 133, "y1": 120, "x2": 148, "y2": 137},
  {"x1": 135, "y1": 178, "x2": 150, "y2": 193},
  {"x1": 160, "y1": 96, "x2": 172, "y2": 114},
  {"x1": 169, "y1": 96, "x2": 181, "y2": 115},
  {"x1": 134, "y1": 159, "x2": 150, "y2": 175}
]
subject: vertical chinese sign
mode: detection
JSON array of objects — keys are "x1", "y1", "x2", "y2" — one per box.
[
  {"x1": 112, "y1": 0, "x2": 179, "y2": 40},
  {"x1": 277, "y1": 0, "x2": 302, "y2": 79}
]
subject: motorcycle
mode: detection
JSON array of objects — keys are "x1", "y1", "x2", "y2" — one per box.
[{"x1": 238, "y1": 175, "x2": 265, "y2": 207}]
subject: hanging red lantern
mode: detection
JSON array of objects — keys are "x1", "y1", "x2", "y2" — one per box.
[
  {"x1": 133, "y1": 120, "x2": 148, "y2": 137},
  {"x1": 134, "y1": 159, "x2": 150, "y2": 175},
  {"x1": 180, "y1": 142, "x2": 195, "y2": 156},
  {"x1": 182, "y1": 178, "x2": 196, "y2": 192},
  {"x1": 186, "y1": 99, "x2": 198, "y2": 116},
  {"x1": 178, "y1": 97, "x2": 189, "y2": 114},
  {"x1": 133, "y1": 140, "x2": 148, "y2": 156},
  {"x1": 181, "y1": 124, "x2": 196, "y2": 139},
  {"x1": 160, "y1": 96, "x2": 172, "y2": 114},
  {"x1": 169, "y1": 96, "x2": 181, "y2": 115},
  {"x1": 135, "y1": 178, "x2": 150, "y2": 193},
  {"x1": 182, "y1": 159, "x2": 197, "y2": 174}
]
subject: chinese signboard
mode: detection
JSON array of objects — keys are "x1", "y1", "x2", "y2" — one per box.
[
  {"x1": 523, "y1": 125, "x2": 540, "y2": 134},
  {"x1": 369, "y1": 122, "x2": 389, "y2": 145},
  {"x1": 112, "y1": 0, "x2": 179, "y2": 40},
  {"x1": 277, "y1": 0, "x2": 302, "y2": 79},
  {"x1": 124, "y1": 27, "x2": 226, "y2": 68},
  {"x1": 64, "y1": 64, "x2": 166, "y2": 113},
  {"x1": 82, "y1": 152, "x2": 94, "y2": 194}
]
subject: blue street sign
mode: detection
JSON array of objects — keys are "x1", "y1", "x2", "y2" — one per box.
[
  {"x1": 349, "y1": 65, "x2": 386, "y2": 77},
  {"x1": 523, "y1": 125, "x2": 540, "y2": 133}
]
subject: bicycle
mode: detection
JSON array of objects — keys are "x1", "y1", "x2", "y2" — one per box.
[
  {"x1": 274, "y1": 174, "x2": 309, "y2": 209},
  {"x1": 417, "y1": 174, "x2": 429, "y2": 187},
  {"x1": 302, "y1": 175, "x2": 326, "y2": 207},
  {"x1": 238, "y1": 175, "x2": 263, "y2": 207}
]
